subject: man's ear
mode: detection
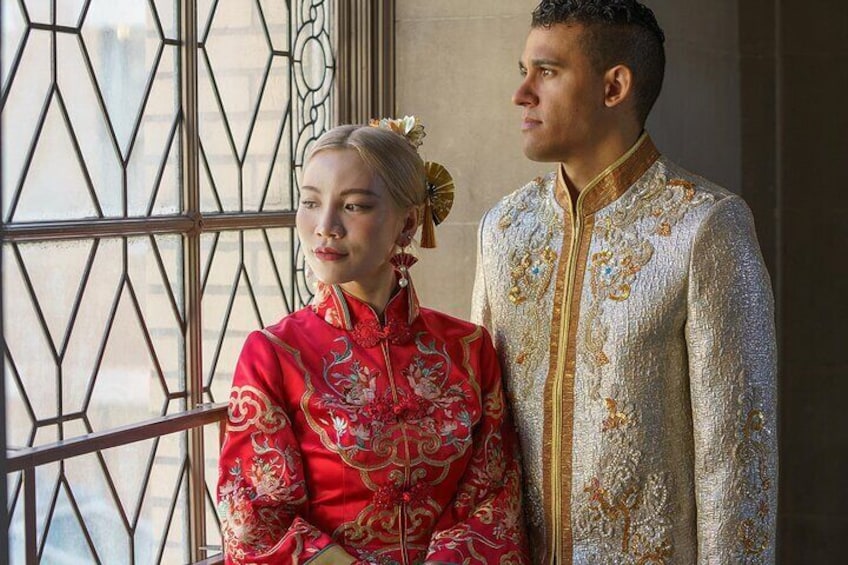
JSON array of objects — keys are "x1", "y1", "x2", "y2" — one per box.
[{"x1": 603, "y1": 64, "x2": 633, "y2": 109}]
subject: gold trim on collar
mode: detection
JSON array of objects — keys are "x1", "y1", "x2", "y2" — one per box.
[{"x1": 556, "y1": 133, "x2": 660, "y2": 215}]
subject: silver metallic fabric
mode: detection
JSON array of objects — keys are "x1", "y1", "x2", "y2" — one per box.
[{"x1": 472, "y1": 135, "x2": 777, "y2": 564}]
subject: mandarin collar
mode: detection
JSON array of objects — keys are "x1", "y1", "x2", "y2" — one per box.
[
  {"x1": 555, "y1": 132, "x2": 660, "y2": 216},
  {"x1": 310, "y1": 275, "x2": 420, "y2": 347}
]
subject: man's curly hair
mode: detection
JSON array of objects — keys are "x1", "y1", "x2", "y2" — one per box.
[{"x1": 531, "y1": 0, "x2": 665, "y2": 125}]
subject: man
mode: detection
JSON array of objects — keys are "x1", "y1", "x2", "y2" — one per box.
[{"x1": 471, "y1": 1, "x2": 777, "y2": 563}]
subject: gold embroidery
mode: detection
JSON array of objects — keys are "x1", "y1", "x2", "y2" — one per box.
[
  {"x1": 574, "y1": 398, "x2": 673, "y2": 563},
  {"x1": 227, "y1": 385, "x2": 289, "y2": 434},
  {"x1": 601, "y1": 398, "x2": 628, "y2": 431},
  {"x1": 574, "y1": 172, "x2": 713, "y2": 561},
  {"x1": 498, "y1": 176, "x2": 563, "y2": 402},
  {"x1": 734, "y1": 393, "x2": 772, "y2": 561},
  {"x1": 583, "y1": 173, "x2": 712, "y2": 400}
]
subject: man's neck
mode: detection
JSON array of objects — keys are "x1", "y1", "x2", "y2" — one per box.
[{"x1": 561, "y1": 128, "x2": 643, "y2": 194}]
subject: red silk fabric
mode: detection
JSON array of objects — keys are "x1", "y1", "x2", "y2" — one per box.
[{"x1": 217, "y1": 281, "x2": 529, "y2": 564}]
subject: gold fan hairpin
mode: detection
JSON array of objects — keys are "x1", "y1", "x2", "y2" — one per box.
[
  {"x1": 420, "y1": 161, "x2": 455, "y2": 248},
  {"x1": 369, "y1": 115, "x2": 456, "y2": 248}
]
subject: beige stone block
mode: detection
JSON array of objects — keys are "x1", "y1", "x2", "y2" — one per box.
[
  {"x1": 397, "y1": 0, "x2": 538, "y2": 21},
  {"x1": 412, "y1": 222, "x2": 480, "y2": 320},
  {"x1": 396, "y1": 11, "x2": 550, "y2": 227}
]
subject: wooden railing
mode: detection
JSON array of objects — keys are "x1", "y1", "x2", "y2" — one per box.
[{"x1": 5, "y1": 403, "x2": 228, "y2": 564}]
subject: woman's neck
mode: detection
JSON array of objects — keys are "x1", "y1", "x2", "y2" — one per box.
[{"x1": 339, "y1": 267, "x2": 398, "y2": 319}]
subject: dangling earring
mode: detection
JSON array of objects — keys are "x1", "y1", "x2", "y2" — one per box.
[
  {"x1": 304, "y1": 262, "x2": 316, "y2": 286},
  {"x1": 391, "y1": 234, "x2": 418, "y2": 288}
]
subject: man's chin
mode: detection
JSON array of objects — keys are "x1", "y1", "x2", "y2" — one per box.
[{"x1": 522, "y1": 142, "x2": 561, "y2": 163}]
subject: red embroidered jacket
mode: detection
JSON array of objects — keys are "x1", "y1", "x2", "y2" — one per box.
[{"x1": 217, "y1": 280, "x2": 528, "y2": 565}]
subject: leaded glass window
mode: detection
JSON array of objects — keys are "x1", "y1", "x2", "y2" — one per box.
[{"x1": 1, "y1": 1, "x2": 335, "y2": 562}]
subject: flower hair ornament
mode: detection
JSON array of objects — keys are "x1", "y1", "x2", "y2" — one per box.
[{"x1": 369, "y1": 116, "x2": 455, "y2": 248}]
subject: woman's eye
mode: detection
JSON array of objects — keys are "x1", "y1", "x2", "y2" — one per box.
[
  {"x1": 345, "y1": 203, "x2": 371, "y2": 212},
  {"x1": 299, "y1": 200, "x2": 318, "y2": 209}
]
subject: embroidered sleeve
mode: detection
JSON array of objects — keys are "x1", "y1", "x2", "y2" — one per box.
[
  {"x1": 217, "y1": 331, "x2": 356, "y2": 565},
  {"x1": 425, "y1": 330, "x2": 529, "y2": 564},
  {"x1": 685, "y1": 196, "x2": 778, "y2": 564},
  {"x1": 470, "y1": 210, "x2": 493, "y2": 329}
]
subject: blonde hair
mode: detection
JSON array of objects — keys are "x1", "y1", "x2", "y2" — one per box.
[{"x1": 305, "y1": 124, "x2": 427, "y2": 212}]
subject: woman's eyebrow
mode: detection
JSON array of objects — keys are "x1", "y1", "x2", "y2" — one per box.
[{"x1": 299, "y1": 186, "x2": 378, "y2": 197}]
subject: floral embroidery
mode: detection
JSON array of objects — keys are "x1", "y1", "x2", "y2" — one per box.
[
  {"x1": 218, "y1": 435, "x2": 307, "y2": 559},
  {"x1": 311, "y1": 282, "x2": 344, "y2": 328},
  {"x1": 497, "y1": 175, "x2": 563, "y2": 402},
  {"x1": 574, "y1": 171, "x2": 712, "y2": 561},
  {"x1": 733, "y1": 377, "x2": 772, "y2": 564},
  {"x1": 220, "y1": 276, "x2": 527, "y2": 564},
  {"x1": 500, "y1": 177, "x2": 560, "y2": 308},
  {"x1": 574, "y1": 395, "x2": 673, "y2": 564},
  {"x1": 601, "y1": 398, "x2": 629, "y2": 431},
  {"x1": 583, "y1": 173, "x2": 712, "y2": 400}
]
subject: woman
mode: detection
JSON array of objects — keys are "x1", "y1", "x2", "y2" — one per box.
[{"x1": 217, "y1": 118, "x2": 528, "y2": 564}]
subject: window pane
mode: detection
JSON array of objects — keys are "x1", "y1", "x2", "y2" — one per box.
[
  {"x1": 21, "y1": 1, "x2": 50, "y2": 24},
  {"x1": 6, "y1": 459, "x2": 61, "y2": 564},
  {"x1": 7, "y1": 419, "x2": 189, "y2": 564},
  {"x1": 56, "y1": 1, "x2": 87, "y2": 27},
  {"x1": 125, "y1": 40, "x2": 182, "y2": 217},
  {"x1": 291, "y1": 0, "x2": 335, "y2": 194},
  {"x1": 2, "y1": 236, "x2": 185, "y2": 449},
  {"x1": 2, "y1": 0, "x2": 337, "y2": 560},
  {"x1": 200, "y1": 228, "x2": 296, "y2": 404},
  {"x1": 2, "y1": 29, "x2": 73, "y2": 223},
  {"x1": 152, "y1": 0, "x2": 179, "y2": 42},
  {"x1": 1, "y1": 0, "x2": 27, "y2": 89},
  {"x1": 199, "y1": 0, "x2": 334, "y2": 213},
  {"x1": 1, "y1": 1, "x2": 181, "y2": 222},
  {"x1": 82, "y1": 1, "x2": 169, "y2": 160}
]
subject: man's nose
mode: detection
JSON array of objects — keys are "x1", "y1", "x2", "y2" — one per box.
[{"x1": 512, "y1": 77, "x2": 537, "y2": 107}]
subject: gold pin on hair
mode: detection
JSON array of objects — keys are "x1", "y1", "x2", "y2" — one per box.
[
  {"x1": 368, "y1": 116, "x2": 426, "y2": 148},
  {"x1": 369, "y1": 115, "x2": 455, "y2": 248}
]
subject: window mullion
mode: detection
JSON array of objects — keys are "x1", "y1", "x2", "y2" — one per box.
[{"x1": 180, "y1": 0, "x2": 207, "y2": 561}]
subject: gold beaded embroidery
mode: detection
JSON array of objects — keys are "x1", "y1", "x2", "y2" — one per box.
[
  {"x1": 574, "y1": 395, "x2": 674, "y2": 563},
  {"x1": 582, "y1": 173, "x2": 712, "y2": 400},
  {"x1": 573, "y1": 171, "x2": 712, "y2": 560},
  {"x1": 733, "y1": 384, "x2": 772, "y2": 563},
  {"x1": 498, "y1": 175, "x2": 563, "y2": 401}
]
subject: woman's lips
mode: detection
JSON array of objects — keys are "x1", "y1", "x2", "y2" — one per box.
[{"x1": 313, "y1": 247, "x2": 347, "y2": 261}]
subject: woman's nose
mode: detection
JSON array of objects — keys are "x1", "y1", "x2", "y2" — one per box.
[{"x1": 316, "y1": 210, "x2": 343, "y2": 238}]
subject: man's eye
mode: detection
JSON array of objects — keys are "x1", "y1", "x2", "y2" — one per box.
[
  {"x1": 541, "y1": 68, "x2": 554, "y2": 77},
  {"x1": 299, "y1": 200, "x2": 318, "y2": 209}
]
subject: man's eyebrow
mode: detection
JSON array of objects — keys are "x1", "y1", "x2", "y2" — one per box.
[{"x1": 529, "y1": 58, "x2": 563, "y2": 68}]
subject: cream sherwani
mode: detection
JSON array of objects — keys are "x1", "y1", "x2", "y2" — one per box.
[{"x1": 472, "y1": 134, "x2": 777, "y2": 564}]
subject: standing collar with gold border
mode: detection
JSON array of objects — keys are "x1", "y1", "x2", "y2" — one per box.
[{"x1": 555, "y1": 133, "x2": 660, "y2": 216}]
